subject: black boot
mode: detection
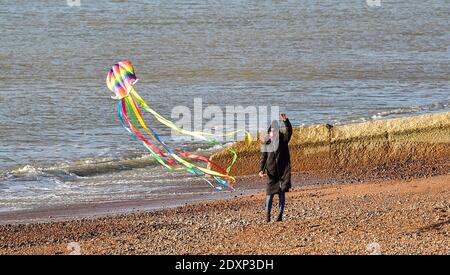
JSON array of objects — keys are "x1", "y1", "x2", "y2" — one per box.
[{"x1": 276, "y1": 214, "x2": 282, "y2": 222}]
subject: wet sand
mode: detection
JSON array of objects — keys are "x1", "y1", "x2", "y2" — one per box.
[
  {"x1": 0, "y1": 182, "x2": 260, "y2": 226},
  {"x1": 0, "y1": 162, "x2": 448, "y2": 255}
]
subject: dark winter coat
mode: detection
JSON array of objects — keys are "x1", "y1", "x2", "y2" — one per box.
[{"x1": 259, "y1": 119, "x2": 293, "y2": 195}]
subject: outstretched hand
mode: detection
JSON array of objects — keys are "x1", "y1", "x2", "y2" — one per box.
[{"x1": 259, "y1": 171, "x2": 266, "y2": 178}]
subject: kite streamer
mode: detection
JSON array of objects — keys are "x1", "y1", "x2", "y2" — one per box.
[{"x1": 106, "y1": 60, "x2": 251, "y2": 190}]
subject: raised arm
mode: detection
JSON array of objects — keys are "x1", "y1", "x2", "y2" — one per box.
[{"x1": 280, "y1": 113, "x2": 293, "y2": 143}]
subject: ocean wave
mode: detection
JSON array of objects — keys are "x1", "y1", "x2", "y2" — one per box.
[
  {"x1": 1, "y1": 155, "x2": 157, "y2": 181},
  {"x1": 0, "y1": 143, "x2": 228, "y2": 181},
  {"x1": 371, "y1": 101, "x2": 449, "y2": 120},
  {"x1": 195, "y1": 142, "x2": 234, "y2": 152},
  {"x1": 3, "y1": 164, "x2": 80, "y2": 182}
]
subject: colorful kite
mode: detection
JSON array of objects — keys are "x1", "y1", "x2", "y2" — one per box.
[{"x1": 106, "y1": 60, "x2": 250, "y2": 190}]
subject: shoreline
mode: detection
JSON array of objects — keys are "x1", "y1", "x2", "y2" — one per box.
[
  {"x1": 1, "y1": 157, "x2": 448, "y2": 225},
  {"x1": 0, "y1": 173, "x2": 265, "y2": 225},
  {"x1": 0, "y1": 174, "x2": 448, "y2": 255},
  {"x1": 2, "y1": 110, "x2": 448, "y2": 223},
  {"x1": 0, "y1": 188, "x2": 258, "y2": 226},
  {"x1": 0, "y1": 111, "x2": 448, "y2": 254}
]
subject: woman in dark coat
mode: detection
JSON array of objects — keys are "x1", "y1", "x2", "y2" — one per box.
[{"x1": 259, "y1": 113, "x2": 293, "y2": 223}]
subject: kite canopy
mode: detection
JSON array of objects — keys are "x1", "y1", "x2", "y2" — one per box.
[{"x1": 106, "y1": 60, "x2": 138, "y2": 100}]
